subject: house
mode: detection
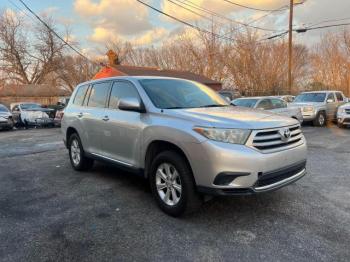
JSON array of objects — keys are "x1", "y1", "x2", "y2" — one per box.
[
  {"x1": 0, "y1": 84, "x2": 70, "y2": 107},
  {"x1": 93, "y1": 50, "x2": 222, "y2": 91}
]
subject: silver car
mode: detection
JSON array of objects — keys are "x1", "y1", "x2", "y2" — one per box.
[
  {"x1": 62, "y1": 77, "x2": 307, "y2": 216},
  {"x1": 0, "y1": 104, "x2": 14, "y2": 130},
  {"x1": 337, "y1": 102, "x2": 350, "y2": 128},
  {"x1": 231, "y1": 97, "x2": 303, "y2": 123},
  {"x1": 290, "y1": 91, "x2": 347, "y2": 127}
]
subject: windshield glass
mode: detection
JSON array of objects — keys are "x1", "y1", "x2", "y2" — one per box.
[
  {"x1": 21, "y1": 103, "x2": 42, "y2": 110},
  {"x1": 0, "y1": 105, "x2": 9, "y2": 112},
  {"x1": 232, "y1": 99, "x2": 258, "y2": 108},
  {"x1": 139, "y1": 79, "x2": 228, "y2": 109},
  {"x1": 294, "y1": 93, "x2": 326, "y2": 103}
]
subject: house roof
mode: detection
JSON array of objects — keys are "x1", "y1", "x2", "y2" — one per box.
[
  {"x1": 0, "y1": 84, "x2": 70, "y2": 97},
  {"x1": 113, "y1": 65, "x2": 222, "y2": 85}
]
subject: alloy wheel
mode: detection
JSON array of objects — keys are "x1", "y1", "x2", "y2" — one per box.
[
  {"x1": 155, "y1": 163, "x2": 182, "y2": 206},
  {"x1": 70, "y1": 139, "x2": 81, "y2": 166}
]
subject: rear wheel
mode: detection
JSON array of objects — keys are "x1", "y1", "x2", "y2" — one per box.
[
  {"x1": 68, "y1": 133, "x2": 94, "y2": 171},
  {"x1": 149, "y1": 151, "x2": 202, "y2": 216},
  {"x1": 313, "y1": 111, "x2": 326, "y2": 127},
  {"x1": 337, "y1": 122, "x2": 344, "y2": 128}
]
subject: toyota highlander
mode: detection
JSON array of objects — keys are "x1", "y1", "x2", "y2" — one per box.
[{"x1": 62, "y1": 77, "x2": 307, "y2": 216}]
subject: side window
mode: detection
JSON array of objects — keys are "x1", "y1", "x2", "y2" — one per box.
[
  {"x1": 335, "y1": 92, "x2": 344, "y2": 102},
  {"x1": 73, "y1": 85, "x2": 89, "y2": 106},
  {"x1": 327, "y1": 93, "x2": 335, "y2": 103},
  {"x1": 13, "y1": 105, "x2": 20, "y2": 112},
  {"x1": 271, "y1": 99, "x2": 287, "y2": 109},
  {"x1": 108, "y1": 81, "x2": 141, "y2": 109},
  {"x1": 87, "y1": 82, "x2": 111, "y2": 108},
  {"x1": 257, "y1": 99, "x2": 272, "y2": 110}
]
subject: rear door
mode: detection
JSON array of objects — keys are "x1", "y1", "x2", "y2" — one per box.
[
  {"x1": 100, "y1": 80, "x2": 144, "y2": 167},
  {"x1": 83, "y1": 81, "x2": 111, "y2": 154},
  {"x1": 326, "y1": 92, "x2": 337, "y2": 120}
]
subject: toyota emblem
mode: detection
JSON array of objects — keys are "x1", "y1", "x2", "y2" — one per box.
[{"x1": 280, "y1": 128, "x2": 291, "y2": 141}]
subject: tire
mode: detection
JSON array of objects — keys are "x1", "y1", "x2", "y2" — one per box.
[
  {"x1": 68, "y1": 133, "x2": 94, "y2": 171},
  {"x1": 149, "y1": 150, "x2": 202, "y2": 217},
  {"x1": 313, "y1": 111, "x2": 326, "y2": 127},
  {"x1": 337, "y1": 122, "x2": 344, "y2": 128}
]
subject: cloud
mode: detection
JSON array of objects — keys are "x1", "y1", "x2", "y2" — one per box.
[
  {"x1": 74, "y1": 0, "x2": 153, "y2": 37},
  {"x1": 162, "y1": 0, "x2": 285, "y2": 23}
]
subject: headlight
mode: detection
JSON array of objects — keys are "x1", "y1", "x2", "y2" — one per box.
[
  {"x1": 303, "y1": 106, "x2": 314, "y2": 112},
  {"x1": 193, "y1": 127, "x2": 251, "y2": 145},
  {"x1": 338, "y1": 108, "x2": 345, "y2": 114}
]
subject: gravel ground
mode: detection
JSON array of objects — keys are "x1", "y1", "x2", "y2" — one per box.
[{"x1": 0, "y1": 126, "x2": 349, "y2": 262}]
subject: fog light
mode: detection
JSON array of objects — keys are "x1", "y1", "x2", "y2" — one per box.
[{"x1": 214, "y1": 172, "x2": 250, "y2": 185}]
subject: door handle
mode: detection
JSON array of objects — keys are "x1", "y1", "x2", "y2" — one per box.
[
  {"x1": 102, "y1": 116, "x2": 109, "y2": 121},
  {"x1": 77, "y1": 112, "x2": 83, "y2": 118}
]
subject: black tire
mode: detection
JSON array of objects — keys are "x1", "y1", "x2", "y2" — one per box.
[
  {"x1": 337, "y1": 122, "x2": 344, "y2": 128},
  {"x1": 149, "y1": 150, "x2": 202, "y2": 217},
  {"x1": 68, "y1": 133, "x2": 94, "y2": 171},
  {"x1": 313, "y1": 111, "x2": 326, "y2": 127}
]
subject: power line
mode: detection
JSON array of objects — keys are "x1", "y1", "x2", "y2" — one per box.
[
  {"x1": 308, "y1": 17, "x2": 350, "y2": 28},
  {"x1": 300, "y1": 22, "x2": 350, "y2": 32},
  {"x1": 173, "y1": 0, "x2": 278, "y2": 31},
  {"x1": 221, "y1": 0, "x2": 288, "y2": 12},
  {"x1": 165, "y1": 0, "x2": 225, "y2": 26},
  {"x1": 16, "y1": 0, "x2": 98, "y2": 65},
  {"x1": 136, "y1": 0, "x2": 237, "y2": 42}
]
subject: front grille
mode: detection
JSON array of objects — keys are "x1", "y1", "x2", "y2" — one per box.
[
  {"x1": 345, "y1": 109, "x2": 350, "y2": 114},
  {"x1": 249, "y1": 125, "x2": 303, "y2": 153},
  {"x1": 256, "y1": 161, "x2": 306, "y2": 187}
]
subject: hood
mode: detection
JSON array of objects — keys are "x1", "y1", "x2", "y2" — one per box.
[
  {"x1": 0, "y1": 111, "x2": 11, "y2": 117},
  {"x1": 289, "y1": 102, "x2": 323, "y2": 108},
  {"x1": 164, "y1": 106, "x2": 298, "y2": 129},
  {"x1": 339, "y1": 102, "x2": 350, "y2": 109},
  {"x1": 23, "y1": 108, "x2": 54, "y2": 112}
]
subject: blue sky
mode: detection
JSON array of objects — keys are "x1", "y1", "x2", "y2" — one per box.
[{"x1": 1, "y1": 0, "x2": 350, "y2": 56}]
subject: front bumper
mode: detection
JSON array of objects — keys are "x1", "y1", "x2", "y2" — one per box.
[
  {"x1": 301, "y1": 112, "x2": 316, "y2": 121},
  {"x1": 185, "y1": 136, "x2": 307, "y2": 194},
  {"x1": 26, "y1": 118, "x2": 54, "y2": 126},
  {"x1": 198, "y1": 161, "x2": 306, "y2": 195},
  {"x1": 0, "y1": 121, "x2": 13, "y2": 129},
  {"x1": 337, "y1": 113, "x2": 350, "y2": 125}
]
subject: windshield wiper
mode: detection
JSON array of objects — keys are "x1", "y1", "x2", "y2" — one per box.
[{"x1": 163, "y1": 106, "x2": 186, "y2": 109}]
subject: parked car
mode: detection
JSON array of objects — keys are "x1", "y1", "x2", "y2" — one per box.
[
  {"x1": 337, "y1": 102, "x2": 350, "y2": 128},
  {"x1": 218, "y1": 89, "x2": 241, "y2": 101},
  {"x1": 0, "y1": 104, "x2": 14, "y2": 130},
  {"x1": 290, "y1": 91, "x2": 347, "y2": 127},
  {"x1": 277, "y1": 95, "x2": 295, "y2": 103},
  {"x1": 231, "y1": 97, "x2": 303, "y2": 123},
  {"x1": 62, "y1": 77, "x2": 307, "y2": 216},
  {"x1": 11, "y1": 102, "x2": 55, "y2": 128}
]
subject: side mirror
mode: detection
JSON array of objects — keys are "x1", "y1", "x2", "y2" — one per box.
[{"x1": 118, "y1": 97, "x2": 145, "y2": 113}]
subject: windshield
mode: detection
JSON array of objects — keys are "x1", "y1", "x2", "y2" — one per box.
[
  {"x1": 139, "y1": 79, "x2": 228, "y2": 109},
  {"x1": 232, "y1": 99, "x2": 258, "y2": 108},
  {"x1": 21, "y1": 103, "x2": 42, "y2": 110},
  {"x1": 0, "y1": 105, "x2": 9, "y2": 112},
  {"x1": 294, "y1": 93, "x2": 326, "y2": 103}
]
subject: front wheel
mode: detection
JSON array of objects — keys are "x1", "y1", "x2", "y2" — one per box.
[
  {"x1": 313, "y1": 111, "x2": 326, "y2": 127},
  {"x1": 68, "y1": 133, "x2": 94, "y2": 171},
  {"x1": 337, "y1": 122, "x2": 344, "y2": 128},
  {"x1": 149, "y1": 151, "x2": 202, "y2": 217}
]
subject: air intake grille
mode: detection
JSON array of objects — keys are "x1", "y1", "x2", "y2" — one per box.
[{"x1": 248, "y1": 125, "x2": 303, "y2": 153}]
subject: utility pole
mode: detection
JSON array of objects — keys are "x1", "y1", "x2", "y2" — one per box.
[{"x1": 288, "y1": 0, "x2": 294, "y2": 94}]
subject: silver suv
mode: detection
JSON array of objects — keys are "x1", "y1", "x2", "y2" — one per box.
[
  {"x1": 291, "y1": 91, "x2": 347, "y2": 126},
  {"x1": 62, "y1": 77, "x2": 307, "y2": 216}
]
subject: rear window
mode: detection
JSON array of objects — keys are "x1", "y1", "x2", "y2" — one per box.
[
  {"x1": 73, "y1": 85, "x2": 89, "y2": 106},
  {"x1": 87, "y1": 82, "x2": 110, "y2": 108}
]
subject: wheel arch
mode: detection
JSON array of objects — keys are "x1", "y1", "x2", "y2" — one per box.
[{"x1": 144, "y1": 140, "x2": 194, "y2": 181}]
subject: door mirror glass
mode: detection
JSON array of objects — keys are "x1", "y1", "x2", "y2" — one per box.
[{"x1": 118, "y1": 97, "x2": 145, "y2": 113}]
